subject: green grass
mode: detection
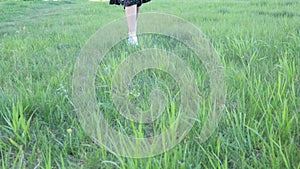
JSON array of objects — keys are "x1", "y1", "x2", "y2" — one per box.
[{"x1": 0, "y1": 0, "x2": 299, "y2": 168}]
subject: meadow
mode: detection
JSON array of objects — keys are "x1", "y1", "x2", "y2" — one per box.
[{"x1": 0, "y1": 0, "x2": 299, "y2": 168}]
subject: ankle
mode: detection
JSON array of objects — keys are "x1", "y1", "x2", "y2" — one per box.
[{"x1": 129, "y1": 32, "x2": 137, "y2": 37}]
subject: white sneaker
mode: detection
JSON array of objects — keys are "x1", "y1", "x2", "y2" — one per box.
[{"x1": 128, "y1": 35, "x2": 139, "y2": 46}]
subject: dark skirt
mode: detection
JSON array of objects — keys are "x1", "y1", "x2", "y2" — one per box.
[{"x1": 109, "y1": 0, "x2": 151, "y2": 7}]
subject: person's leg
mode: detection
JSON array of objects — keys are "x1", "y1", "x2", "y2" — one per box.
[
  {"x1": 125, "y1": 4, "x2": 137, "y2": 35},
  {"x1": 125, "y1": 5, "x2": 138, "y2": 45}
]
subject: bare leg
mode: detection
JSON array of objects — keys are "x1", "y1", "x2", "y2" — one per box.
[
  {"x1": 125, "y1": 5, "x2": 137, "y2": 35},
  {"x1": 125, "y1": 5, "x2": 138, "y2": 45}
]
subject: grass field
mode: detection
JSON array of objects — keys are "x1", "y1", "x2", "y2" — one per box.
[{"x1": 0, "y1": 0, "x2": 299, "y2": 168}]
